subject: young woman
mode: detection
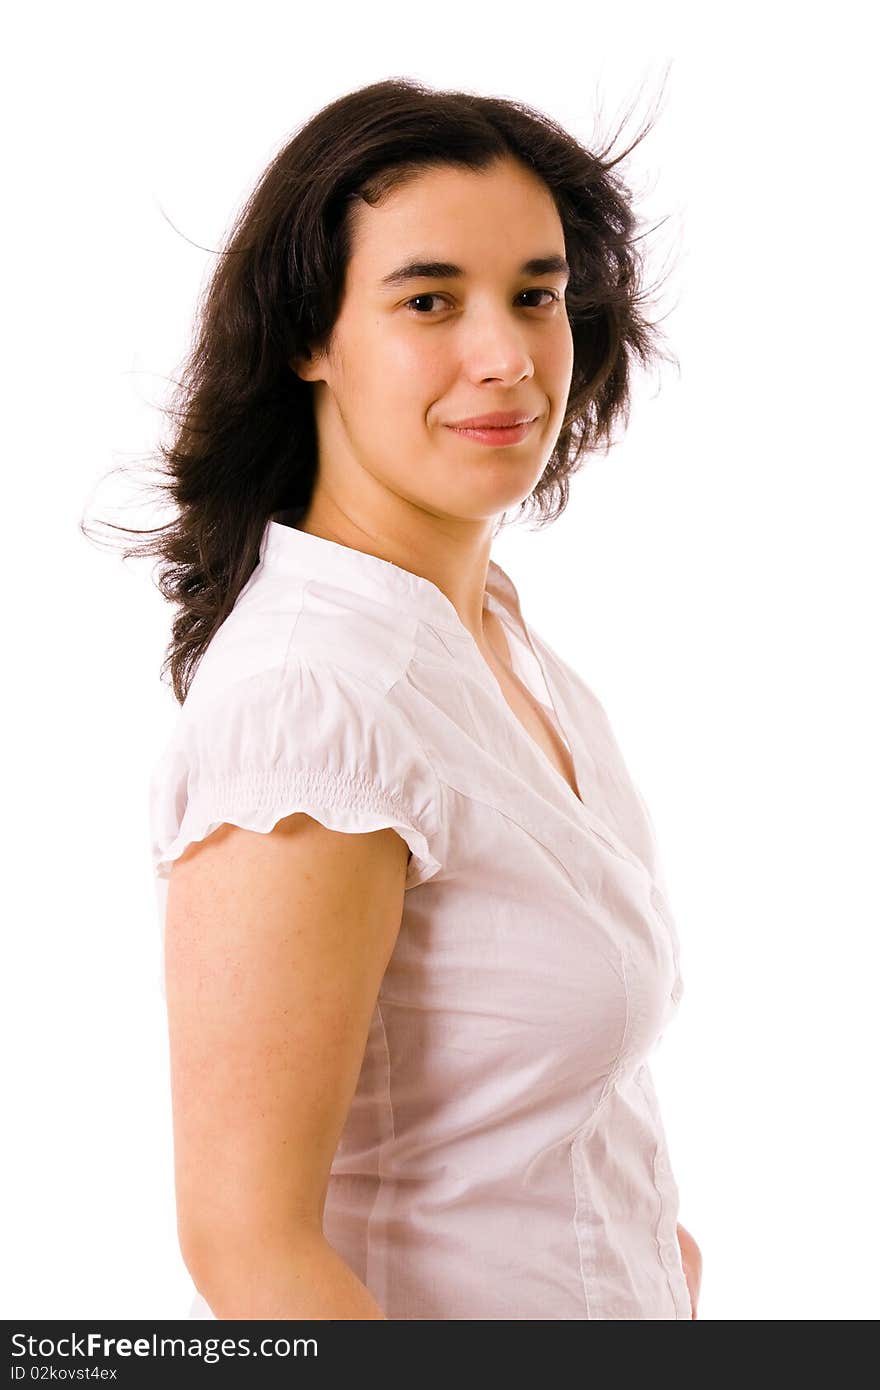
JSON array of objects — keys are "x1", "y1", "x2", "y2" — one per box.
[{"x1": 141, "y1": 77, "x2": 702, "y2": 1319}]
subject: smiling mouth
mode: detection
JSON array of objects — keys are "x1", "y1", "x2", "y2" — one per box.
[{"x1": 443, "y1": 418, "x2": 538, "y2": 446}]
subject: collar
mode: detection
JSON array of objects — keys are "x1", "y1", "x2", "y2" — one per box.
[{"x1": 260, "y1": 514, "x2": 525, "y2": 638}]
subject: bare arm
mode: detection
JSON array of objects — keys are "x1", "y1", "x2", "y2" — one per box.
[
  {"x1": 164, "y1": 809, "x2": 412, "y2": 1319},
  {"x1": 188, "y1": 1228, "x2": 386, "y2": 1321},
  {"x1": 676, "y1": 1222, "x2": 703, "y2": 1318}
]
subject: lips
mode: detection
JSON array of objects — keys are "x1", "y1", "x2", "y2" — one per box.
[
  {"x1": 447, "y1": 411, "x2": 537, "y2": 428},
  {"x1": 443, "y1": 417, "x2": 537, "y2": 446}
]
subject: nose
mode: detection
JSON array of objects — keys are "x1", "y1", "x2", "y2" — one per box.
[{"x1": 458, "y1": 307, "x2": 535, "y2": 385}]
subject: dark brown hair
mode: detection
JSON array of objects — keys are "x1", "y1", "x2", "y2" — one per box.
[{"x1": 83, "y1": 75, "x2": 677, "y2": 705}]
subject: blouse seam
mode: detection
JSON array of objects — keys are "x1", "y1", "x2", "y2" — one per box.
[
  {"x1": 434, "y1": 765, "x2": 647, "y2": 881},
  {"x1": 386, "y1": 658, "x2": 445, "y2": 847},
  {"x1": 612, "y1": 946, "x2": 632, "y2": 1090},
  {"x1": 568, "y1": 952, "x2": 632, "y2": 1322},
  {"x1": 279, "y1": 581, "x2": 307, "y2": 684},
  {"x1": 569, "y1": 1142, "x2": 593, "y2": 1319},
  {"x1": 634, "y1": 1065, "x2": 680, "y2": 1316},
  {"x1": 570, "y1": 953, "x2": 631, "y2": 1135},
  {"x1": 435, "y1": 780, "x2": 585, "y2": 896},
  {"x1": 180, "y1": 588, "x2": 306, "y2": 724},
  {"x1": 365, "y1": 999, "x2": 396, "y2": 1306}
]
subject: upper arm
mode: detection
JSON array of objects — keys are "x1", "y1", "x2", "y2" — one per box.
[{"x1": 164, "y1": 810, "x2": 409, "y2": 1275}]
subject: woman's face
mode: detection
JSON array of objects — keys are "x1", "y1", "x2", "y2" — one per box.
[{"x1": 293, "y1": 155, "x2": 575, "y2": 526}]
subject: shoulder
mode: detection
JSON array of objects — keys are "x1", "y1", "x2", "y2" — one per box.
[
  {"x1": 186, "y1": 571, "x2": 419, "y2": 714},
  {"x1": 178, "y1": 651, "x2": 434, "y2": 789},
  {"x1": 150, "y1": 645, "x2": 444, "y2": 894},
  {"x1": 176, "y1": 572, "x2": 429, "y2": 783}
]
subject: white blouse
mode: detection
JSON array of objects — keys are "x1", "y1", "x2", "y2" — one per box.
[{"x1": 149, "y1": 514, "x2": 690, "y2": 1320}]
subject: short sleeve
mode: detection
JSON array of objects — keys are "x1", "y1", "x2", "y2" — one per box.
[{"x1": 149, "y1": 659, "x2": 445, "y2": 893}]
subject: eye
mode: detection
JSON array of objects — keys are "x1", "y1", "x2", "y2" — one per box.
[
  {"x1": 518, "y1": 288, "x2": 562, "y2": 309},
  {"x1": 403, "y1": 288, "x2": 562, "y2": 316},
  {"x1": 403, "y1": 293, "x2": 449, "y2": 315}
]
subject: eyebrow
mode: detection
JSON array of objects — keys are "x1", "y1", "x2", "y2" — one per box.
[{"x1": 378, "y1": 253, "x2": 570, "y2": 289}]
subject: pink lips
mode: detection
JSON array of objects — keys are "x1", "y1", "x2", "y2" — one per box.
[
  {"x1": 444, "y1": 414, "x2": 538, "y2": 447},
  {"x1": 450, "y1": 411, "x2": 535, "y2": 428}
]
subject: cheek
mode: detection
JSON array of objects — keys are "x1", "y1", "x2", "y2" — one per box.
[
  {"x1": 340, "y1": 348, "x2": 406, "y2": 421},
  {"x1": 541, "y1": 333, "x2": 574, "y2": 422},
  {"x1": 390, "y1": 330, "x2": 449, "y2": 380},
  {"x1": 546, "y1": 321, "x2": 575, "y2": 377},
  {"x1": 370, "y1": 335, "x2": 450, "y2": 420}
]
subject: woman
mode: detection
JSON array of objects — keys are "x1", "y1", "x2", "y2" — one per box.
[{"x1": 142, "y1": 77, "x2": 702, "y2": 1319}]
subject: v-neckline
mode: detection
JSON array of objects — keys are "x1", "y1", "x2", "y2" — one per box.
[{"x1": 465, "y1": 594, "x2": 586, "y2": 814}]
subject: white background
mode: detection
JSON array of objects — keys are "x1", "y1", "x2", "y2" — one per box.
[{"x1": 4, "y1": 0, "x2": 877, "y2": 1321}]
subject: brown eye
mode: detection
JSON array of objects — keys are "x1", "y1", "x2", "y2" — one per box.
[
  {"x1": 518, "y1": 289, "x2": 561, "y2": 307},
  {"x1": 404, "y1": 294, "x2": 449, "y2": 314},
  {"x1": 403, "y1": 289, "x2": 561, "y2": 316}
]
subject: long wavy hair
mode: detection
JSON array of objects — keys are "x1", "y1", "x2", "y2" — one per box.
[{"x1": 83, "y1": 76, "x2": 678, "y2": 706}]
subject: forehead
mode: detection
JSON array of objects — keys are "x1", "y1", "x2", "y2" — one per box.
[{"x1": 347, "y1": 159, "x2": 564, "y2": 277}]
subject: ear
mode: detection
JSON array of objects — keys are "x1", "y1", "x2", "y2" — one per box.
[
  {"x1": 289, "y1": 347, "x2": 311, "y2": 379},
  {"x1": 289, "y1": 345, "x2": 327, "y2": 384}
]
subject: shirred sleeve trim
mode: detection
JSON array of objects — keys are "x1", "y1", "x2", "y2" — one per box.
[{"x1": 154, "y1": 763, "x2": 442, "y2": 892}]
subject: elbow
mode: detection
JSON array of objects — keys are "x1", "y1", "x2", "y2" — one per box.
[{"x1": 178, "y1": 1213, "x2": 322, "y2": 1293}]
